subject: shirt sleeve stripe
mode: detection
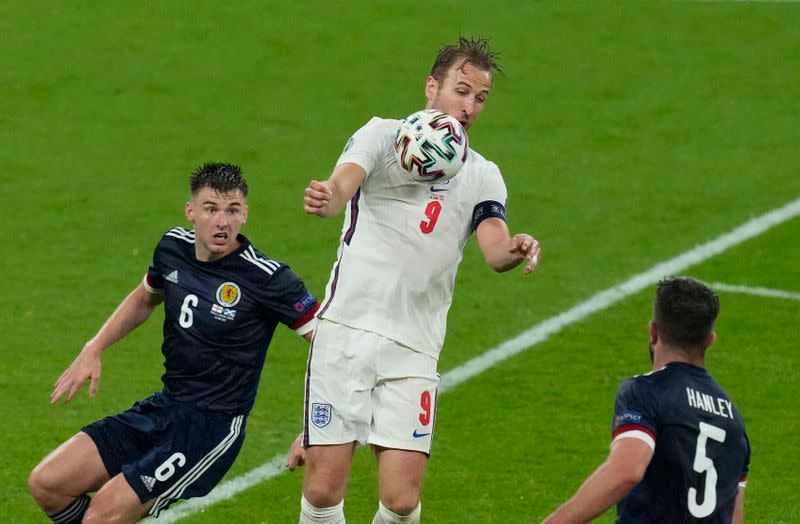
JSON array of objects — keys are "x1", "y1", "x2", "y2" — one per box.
[
  {"x1": 611, "y1": 429, "x2": 656, "y2": 451},
  {"x1": 612, "y1": 423, "x2": 656, "y2": 441},
  {"x1": 738, "y1": 475, "x2": 748, "y2": 488},
  {"x1": 143, "y1": 273, "x2": 163, "y2": 295},
  {"x1": 290, "y1": 302, "x2": 320, "y2": 332}
]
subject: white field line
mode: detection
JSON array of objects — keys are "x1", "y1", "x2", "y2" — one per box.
[
  {"x1": 151, "y1": 196, "x2": 800, "y2": 523},
  {"x1": 711, "y1": 282, "x2": 800, "y2": 301}
]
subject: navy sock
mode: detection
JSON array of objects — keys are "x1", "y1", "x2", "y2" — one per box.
[{"x1": 49, "y1": 494, "x2": 90, "y2": 524}]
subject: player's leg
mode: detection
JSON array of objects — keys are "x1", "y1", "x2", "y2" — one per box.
[
  {"x1": 82, "y1": 473, "x2": 154, "y2": 523},
  {"x1": 301, "y1": 319, "x2": 376, "y2": 523},
  {"x1": 368, "y1": 338, "x2": 439, "y2": 524},
  {"x1": 372, "y1": 447, "x2": 427, "y2": 523},
  {"x1": 28, "y1": 432, "x2": 109, "y2": 522},
  {"x1": 301, "y1": 443, "x2": 356, "y2": 524}
]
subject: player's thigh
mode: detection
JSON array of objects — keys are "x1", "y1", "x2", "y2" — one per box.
[
  {"x1": 370, "y1": 345, "x2": 439, "y2": 454},
  {"x1": 304, "y1": 319, "x2": 376, "y2": 446},
  {"x1": 84, "y1": 473, "x2": 154, "y2": 523},
  {"x1": 374, "y1": 447, "x2": 428, "y2": 511},
  {"x1": 30, "y1": 432, "x2": 109, "y2": 496},
  {"x1": 303, "y1": 442, "x2": 358, "y2": 506}
]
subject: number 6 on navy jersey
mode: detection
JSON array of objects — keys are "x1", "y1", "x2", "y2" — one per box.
[{"x1": 179, "y1": 294, "x2": 199, "y2": 328}]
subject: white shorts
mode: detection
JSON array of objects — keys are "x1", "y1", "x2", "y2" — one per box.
[{"x1": 303, "y1": 318, "x2": 439, "y2": 454}]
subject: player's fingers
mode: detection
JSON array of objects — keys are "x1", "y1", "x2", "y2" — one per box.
[
  {"x1": 525, "y1": 252, "x2": 540, "y2": 275},
  {"x1": 307, "y1": 181, "x2": 332, "y2": 198},
  {"x1": 50, "y1": 384, "x2": 65, "y2": 404},
  {"x1": 304, "y1": 203, "x2": 325, "y2": 215},
  {"x1": 65, "y1": 379, "x2": 84, "y2": 403},
  {"x1": 89, "y1": 375, "x2": 100, "y2": 398}
]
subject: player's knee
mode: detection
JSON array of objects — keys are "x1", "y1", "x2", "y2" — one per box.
[
  {"x1": 28, "y1": 462, "x2": 60, "y2": 508},
  {"x1": 375, "y1": 500, "x2": 421, "y2": 524},
  {"x1": 303, "y1": 483, "x2": 344, "y2": 508},
  {"x1": 380, "y1": 495, "x2": 421, "y2": 519}
]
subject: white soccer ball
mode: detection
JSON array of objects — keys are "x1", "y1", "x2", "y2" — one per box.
[{"x1": 394, "y1": 109, "x2": 469, "y2": 183}]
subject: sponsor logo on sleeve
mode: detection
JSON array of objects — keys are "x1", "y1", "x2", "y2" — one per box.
[{"x1": 614, "y1": 410, "x2": 644, "y2": 429}]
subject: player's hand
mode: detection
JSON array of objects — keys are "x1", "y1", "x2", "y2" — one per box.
[
  {"x1": 509, "y1": 234, "x2": 541, "y2": 275},
  {"x1": 51, "y1": 346, "x2": 102, "y2": 404},
  {"x1": 286, "y1": 432, "x2": 306, "y2": 471},
  {"x1": 304, "y1": 180, "x2": 333, "y2": 216}
]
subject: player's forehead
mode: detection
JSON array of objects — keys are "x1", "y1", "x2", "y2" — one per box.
[
  {"x1": 192, "y1": 186, "x2": 246, "y2": 205},
  {"x1": 444, "y1": 61, "x2": 492, "y2": 92}
]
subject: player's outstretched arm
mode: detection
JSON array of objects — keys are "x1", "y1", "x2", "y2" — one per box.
[
  {"x1": 303, "y1": 163, "x2": 367, "y2": 218},
  {"x1": 50, "y1": 283, "x2": 163, "y2": 404},
  {"x1": 541, "y1": 439, "x2": 653, "y2": 524},
  {"x1": 475, "y1": 218, "x2": 541, "y2": 274}
]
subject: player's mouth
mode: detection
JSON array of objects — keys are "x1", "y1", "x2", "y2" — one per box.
[{"x1": 212, "y1": 232, "x2": 229, "y2": 245}]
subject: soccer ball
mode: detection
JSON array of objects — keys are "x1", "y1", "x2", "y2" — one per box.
[{"x1": 394, "y1": 109, "x2": 469, "y2": 183}]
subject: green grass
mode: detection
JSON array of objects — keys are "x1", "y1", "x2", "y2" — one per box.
[{"x1": 2, "y1": 1, "x2": 799, "y2": 522}]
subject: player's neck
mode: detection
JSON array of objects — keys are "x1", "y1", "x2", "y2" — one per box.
[{"x1": 653, "y1": 345, "x2": 705, "y2": 370}]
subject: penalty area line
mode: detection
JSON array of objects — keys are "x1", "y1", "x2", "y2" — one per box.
[
  {"x1": 150, "y1": 195, "x2": 800, "y2": 523},
  {"x1": 711, "y1": 282, "x2": 800, "y2": 301}
]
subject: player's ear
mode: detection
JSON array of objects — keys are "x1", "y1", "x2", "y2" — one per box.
[
  {"x1": 705, "y1": 331, "x2": 716, "y2": 349},
  {"x1": 242, "y1": 204, "x2": 248, "y2": 224},
  {"x1": 185, "y1": 201, "x2": 195, "y2": 224},
  {"x1": 425, "y1": 75, "x2": 438, "y2": 104},
  {"x1": 648, "y1": 320, "x2": 658, "y2": 345}
]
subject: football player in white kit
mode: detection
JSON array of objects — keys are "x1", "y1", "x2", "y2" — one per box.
[{"x1": 292, "y1": 36, "x2": 542, "y2": 524}]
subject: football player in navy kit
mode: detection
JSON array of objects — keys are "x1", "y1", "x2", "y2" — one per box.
[
  {"x1": 543, "y1": 277, "x2": 750, "y2": 523},
  {"x1": 29, "y1": 163, "x2": 319, "y2": 523}
]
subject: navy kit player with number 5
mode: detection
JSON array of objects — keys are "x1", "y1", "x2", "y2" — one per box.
[
  {"x1": 29, "y1": 163, "x2": 319, "y2": 523},
  {"x1": 543, "y1": 277, "x2": 750, "y2": 524}
]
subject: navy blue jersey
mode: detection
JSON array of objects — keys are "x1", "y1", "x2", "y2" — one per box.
[
  {"x1": 144, "y1": 227, "x2": 319, "y2": 416},
  {"x1": 612, "y1": 362, "x2": 750, "y2": 523}
]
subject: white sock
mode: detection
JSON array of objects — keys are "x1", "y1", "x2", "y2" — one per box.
[
  {"x1": 300, "y1": 495, "x2": 345, "y2": 524},
  {"x1": 371, "y1": 500, "x2": 421, "y2": 524}
]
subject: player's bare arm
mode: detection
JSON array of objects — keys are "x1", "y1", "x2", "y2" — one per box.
[
  {"x1": 475, "y1": 217, "x2": 541, "y2": 274},
  {"x1": 304, "y1": 163, "x2": 367, "y2": 217},
  {"x1": 733, "y1": 487, "x2": 745, "y2": 524},
  {"x1": 542, "y1": 438, "x2": 653, "y2": 523},
  {"x1": 51, "y1": 283, "x2": 163, "y2": 404}
]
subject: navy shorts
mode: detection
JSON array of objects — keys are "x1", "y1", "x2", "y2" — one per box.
[{"x1": 82, "y1": 392, "x2": 246, "y2": 518}]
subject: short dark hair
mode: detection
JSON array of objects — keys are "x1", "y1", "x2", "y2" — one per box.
[
  {"x1": 654, "y1": 277, "x2": 720, "y2": 351},
  {"x1": 189, "y1": 162, "x2": 248, "y2": 197},
  {"x1": 430, "y1": 36, "x2": 502, "y2": 83}
]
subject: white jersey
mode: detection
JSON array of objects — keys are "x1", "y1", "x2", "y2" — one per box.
[{"x1": 318, "y1": 116, "x2": 508, "y2": 359}]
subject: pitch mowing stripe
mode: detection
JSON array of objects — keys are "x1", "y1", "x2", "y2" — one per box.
[
  {"x1": 711, "y1": 282, "x2": 800, "y2": 301},
  {"x1": 149, "y1": 195, "x2": 800, "y2": 523}
]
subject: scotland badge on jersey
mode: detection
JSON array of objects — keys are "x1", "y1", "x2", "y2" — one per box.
[
  {"x1": 216, "y1": 282, "x2": 241, "y2": 307},
  {"x1": 311, "y1": 403, "x2": 332, "y2": 428}
]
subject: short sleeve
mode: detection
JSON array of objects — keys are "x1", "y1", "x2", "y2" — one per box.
[
  {"x1": 263, "y1": 267, "x2": 320, "y2": 336},
  {"x1": 336, "y1": 117, "x2": 391, "y2": 176},
  {"x1": 611, "y1": 378, "x2": 659, "y2": 450},
  {"x1": 739, "y1": 431, "x2": 751, "y2": 488},
  {"x1": 143, "y1": 241, "x2": 165, "y2": 295},
  {"x1": 471, "y1": 162, "x2": 509, "y2": 231}
]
